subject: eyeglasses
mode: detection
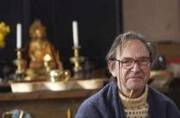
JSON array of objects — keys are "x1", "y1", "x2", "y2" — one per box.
[{"x1": 110, "y1": 57, "x2": 150, "y2": 69}]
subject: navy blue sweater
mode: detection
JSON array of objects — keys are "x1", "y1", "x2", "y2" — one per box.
[{"x1": 75, "y1": 80, "x2": 180, "y2": 118}]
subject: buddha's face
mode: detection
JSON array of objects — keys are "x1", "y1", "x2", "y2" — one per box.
[
  {"x1": 32, "y1": 29, "x2": 44, "y2": 39},
  {"x1": 35, "y1": 29, "x2": 42, "y2": 37}
]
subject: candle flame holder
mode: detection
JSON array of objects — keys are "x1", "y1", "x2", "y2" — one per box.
[
  {"x1": 70, "y1": 46, "x2": 84, "y2": 79},
  {"x1": 14, "y1": 48, "x2": 26, "y2": 81}
]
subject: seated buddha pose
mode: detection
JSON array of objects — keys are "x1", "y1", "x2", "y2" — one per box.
[{"x1": 25, "y1": 20, "x2": 62, "y2": 80}]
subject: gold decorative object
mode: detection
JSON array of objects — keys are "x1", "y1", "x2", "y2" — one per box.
[
  {"x1": 70, "y1": 46, "x2": 84, "y2": 79},
  {"x1": 0, "y1": 22, "x2": 10, "y2": 48},
  {"x1": 67, "y1": 108, "x2": 72, "y2": 118},
  {"x1": 14, "y1": 49, "x2": 26, "y2": 81},
  {"x1": 44, "y1": 54, "x2": 52, "y2": 72},
  {"x1": 25, "y1": 20, "x2": 60, "y2": 80},
  {"x1": 25, "y1": 20, "x2": 70, "y2": 81},
  {"x1": 49, "y1": 69, "x2": 71, "y2": 82},
  {"x1": 10, "y1": 78, "x2": 107, "y2": 93}
]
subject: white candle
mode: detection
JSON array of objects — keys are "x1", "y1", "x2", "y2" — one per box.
[
  {"x1": 16, "y1": 23, "x2": 22, "y2": 49},
  {"x1": 72, "y1": 20, "x2": 79, "y2": 48}
]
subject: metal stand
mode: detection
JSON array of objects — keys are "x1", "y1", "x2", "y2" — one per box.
[
  {"x1": 70, "y1": 46, "x2": 84, "y2": 79},
  {"x1": 14, "y1": 48, "x2": 25, "y2": 81}
]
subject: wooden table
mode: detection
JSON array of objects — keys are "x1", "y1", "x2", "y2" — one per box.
[{"x1": 0, "y1": 89, "x2": 98, "y2": 118}]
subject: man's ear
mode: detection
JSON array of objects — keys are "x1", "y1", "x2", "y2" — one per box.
[{"x1": 107, "y1": 60, "x2": 116, "y2": 77}]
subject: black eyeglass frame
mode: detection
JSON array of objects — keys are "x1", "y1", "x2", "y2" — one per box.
[{"x1": 109, "y1": 57, "x2": 151, "y2": 69}]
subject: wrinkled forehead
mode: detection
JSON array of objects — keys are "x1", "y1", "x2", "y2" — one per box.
[{"x1": 116, "y1": 39, "x2": 150, "y2": 59}]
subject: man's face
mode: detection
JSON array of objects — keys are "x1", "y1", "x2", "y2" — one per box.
[{"x1": 114, "y1": 40, "x2": 150, "y2": 93}]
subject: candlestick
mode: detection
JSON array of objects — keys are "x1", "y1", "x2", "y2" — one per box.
[
  {"x1": 16, "y1": 23, "x2": 22, "y2": 49},
  {"x1": 70, "y1": 46, "x2": 84, "y2": 79},
  {"x1": 14, "y1": 49, "x2": 26, "y2": 81},
  {"x1": 72, "y1": 20, "x2": 79, "y2": 48}
]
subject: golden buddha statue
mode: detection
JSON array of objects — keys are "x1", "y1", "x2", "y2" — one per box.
[{"x1": 25, "y1": 20, "x2": 63, "y2": 81}]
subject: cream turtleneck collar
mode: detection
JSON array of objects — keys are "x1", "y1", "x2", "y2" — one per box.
[{"x1": 119, "y1": 85, "x2": 148, "y2": 108}]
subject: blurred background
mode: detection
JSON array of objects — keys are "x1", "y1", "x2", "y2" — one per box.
[
  {"x1": 0, "y1": 0, "x2": 119, "y2": 72},
  {"x1": 0, "y1": 0, "x2": 180, "y2": 117},
  {"x1": 1, "y1": 0, "x2": 180, "y2": 75}
]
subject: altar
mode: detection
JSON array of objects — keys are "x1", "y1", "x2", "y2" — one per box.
[{"x1": 0, "y1": 79, "x2": 107, "y2": 118}]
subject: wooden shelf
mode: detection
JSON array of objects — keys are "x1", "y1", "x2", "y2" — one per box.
[{"x1": 0, "y1": 89, "x2": 98, "y2": 101}]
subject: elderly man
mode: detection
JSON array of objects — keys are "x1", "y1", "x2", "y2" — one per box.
[{"x1": 75, "y1": 32, "x2": 180, "y2": 118}]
